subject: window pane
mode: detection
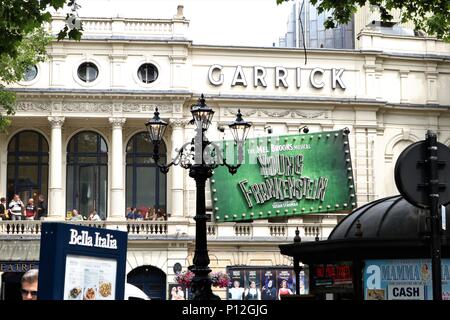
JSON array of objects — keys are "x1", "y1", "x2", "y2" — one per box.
[
  {"x1": 17, "y1": 165, "x2": 38, "y2": 189},
  {"x1": 18, "y1": 131, "x2": 39, "y2": 152},
  {"x1": 158, "y1": 170, "x2": 166, "y2": 208},
  {"x1": 77, "y1": 156, "x2": 98, "y2": 164},
  {"x1": 136, "y1": 133, "x2": 152, "y2": 153},
  {"x1": 40, "y1": 165, "x2": 48, "y2": 199},
  {"x1": 17, "y1": 156, "x2": 39, "y2": 163},
  {"x1": 126, "y1": 166, "x2": 133, "y2": 209},
  {"x1": 77, "y1": 133, "x2": 98, "y2": 153},
  {"x1": 66, "y1": 165, "x2": 74, "y2": 213},
  {"x1": 7, "y1": 165, "x2": 15, "y2": 200},
  {"x1": 99, "y1": 166, "x2": 107, "y2": 220},
  {"x1": 100, "y1": 138, "x2": 108, "y2": 153},
  {"x1": 136, "y1": 167, "x2": 155, "y2": 208},
  {"x1": 8, "y1": 136, "x2": 17, "y2": 152}
]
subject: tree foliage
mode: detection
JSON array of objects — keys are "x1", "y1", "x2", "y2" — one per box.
[
  {"x1": 0, "y1": 0, "x2": 82, "y2": 132},
  {"x1": 277, "y1": 0, "x2": 450, "y2": 42}
]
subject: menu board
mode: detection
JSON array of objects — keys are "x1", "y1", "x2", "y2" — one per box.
[{"x1": 63, "y1": 255, "x2": 117, "y2": 300}]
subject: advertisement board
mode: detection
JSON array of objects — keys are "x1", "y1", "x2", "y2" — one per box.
[
  {"x1": 363, "y1": 259, "x2": 450, "y2": 300},
  {"x1": 38, "y1": 223, "x2": 127, "y2": 300},
  {"x1": 227, "y1": 266, "x2": 308, "y2": 300},
  {"x1": 312, "y1": 262, "x2": 353, "y2": 289},
  {"x1": 211, "y1": 130, "x2": 355, "y2": 222}
]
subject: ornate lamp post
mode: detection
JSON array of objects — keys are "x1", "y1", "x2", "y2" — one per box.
[{"x1": 145, "y1": 94, "x2": 251, "y2": 300}]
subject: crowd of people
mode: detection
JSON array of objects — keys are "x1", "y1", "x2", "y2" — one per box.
[
  {"x1": 126, "y1": 207, "x2": 167, "y2": 221},
  {"x1": 0, "y1": 194, "x2": 46, "y2": 221},
  {"x1": 0, "y1": 195, "x2": 167, "y2": 222}
]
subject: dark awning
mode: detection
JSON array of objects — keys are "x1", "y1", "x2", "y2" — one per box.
[{"x1": 279, "y1": 238, "x2": 450, "y2": 263}]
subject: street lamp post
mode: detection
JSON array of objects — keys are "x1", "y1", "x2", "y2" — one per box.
[{"x1": 145, "y1": 94, "x2": 251, "y2": 300}]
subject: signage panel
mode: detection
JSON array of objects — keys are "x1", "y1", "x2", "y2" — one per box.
[
  {"x1": 211, "y1": 130, "x2": 355, "y2": 222},
  {"x1": 37, "y1": 223, "x2": 127, "y2": 300},
  {"x1": 364, "y1": 259, "x2": 450, "y2": 300}
]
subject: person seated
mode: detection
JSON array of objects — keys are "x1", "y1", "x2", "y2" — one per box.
[
  {"x1": 70, "y1": 209, "x2": 83, "y2": 221},
  {"x1": 155, "y1": 208, "x2": 167, "y2": 221},
  {"x1": 88, "y1": 210, "x2": 101, "y2": 221},
  {"x1": 135, "y1": 209, "x2": 143, "y2": 221},
  {"x1": 126, "y1": 207, "x2": 137, "y2": 220}
]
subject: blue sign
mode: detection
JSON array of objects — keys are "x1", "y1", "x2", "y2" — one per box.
[
  {"x1": 363, "y1": 259, "x2": 450, "y2": 300},
  {"x1": 38, "y1": 223, "x2": 128, "y2": 300}
]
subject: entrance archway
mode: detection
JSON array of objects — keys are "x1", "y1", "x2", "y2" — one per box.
[{"x1": 127, "y1": 265, "x2": 166, "y2": 300}]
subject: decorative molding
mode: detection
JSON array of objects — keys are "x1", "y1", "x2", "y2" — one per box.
[
  {"x1": 15, "y1": 102, "x2": 51, "y2": 112},
  {"x1": 48, "y1": 116, "x2": 65, "y2": 128},
  {"x1": 169, "y1": 119, "x2": 187, "y2": 128},
  {"x1": 294, "y1": 110, "x2": 329, "y2": 119},
  {"x1": 62, "y1": 103, "x2": 112, "y2": 113},
  {"x1": 122, "y1": 104, "x2": 171, "y2": 113},
  {"x1": 173, "y1": 104, "x2": 183, "y2": 113},
  {"x1": 260, "y1": 109, "x2": 291, "y2": 117},
  {"x1": 113, "y1": 104, "x2": 123, "y2": 112},
  {"x1": 109, "y1": 117, "x2": 126, "y2": 128},
  {"x1": 225, "y1": 108, "x2": 257, "y2": 117}
]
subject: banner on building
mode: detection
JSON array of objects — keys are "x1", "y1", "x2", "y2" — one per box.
[
  {"x1": 363, "y1": 259, "x2": 450, "y2": 300},
  {"x1": 211, "y1": 130, "x2": 355, "y2": 222}
]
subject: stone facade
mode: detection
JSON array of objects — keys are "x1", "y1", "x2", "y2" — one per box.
[{"x1": 0, "y1": 11, "x2": 449, "y2": 299}]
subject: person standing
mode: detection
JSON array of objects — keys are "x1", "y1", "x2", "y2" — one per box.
[
  {"x1": 0, "y1": 197, "x2": 9, "y2": 220},
  {"x1": 36, "y1": 194, "x2": 47, "y2": 220},
  {"x1": 21, "y1": 269, "x2": 39, "y2": 300},
  {"x1": 243, "y1": 281, "x2": 261, "y2": 300},
  {"x1": 24, "y1": 198, "x2": 37, "y2": 220},
  {"x1": 278, "y1": 279, "x2": 293, "y2": 300},
  {"x1": 228, "y1": 280, "x2": 245, "y2": 300},
  {"x1": 261, "y1": 279, "x2": 277, "y2": 300},
  {"x1": 9, "y1": 194, "x2": 24, "y2": 220}
]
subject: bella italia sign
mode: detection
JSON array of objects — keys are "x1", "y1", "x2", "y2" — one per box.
[{"x1": 211, "y1": 130, "x2": 356, "y2": 222}]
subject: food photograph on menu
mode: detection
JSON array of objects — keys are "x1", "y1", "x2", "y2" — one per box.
[{"x1": 63, "y1": 255, "x2": 117, "y2": 300}]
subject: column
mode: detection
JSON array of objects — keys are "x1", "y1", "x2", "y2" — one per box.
[
  {"x1": 426, "y1": 63, "x2": 438, "y2": 104},
  {"x1": 109, "y1": 117, "x2": 126, "y2": 221},
  {"x1": 170, "y1": 120, "x2": 185, "y2": 218},
  {"x1": 400, "y1": 70, "x2": 409, "y2": 103},
  {"x1": 48, "y1": 116, "x2": 65, "y2": 219},
  {"x1": 364, "y1": 56, "x2": 376, "y2": 99}
]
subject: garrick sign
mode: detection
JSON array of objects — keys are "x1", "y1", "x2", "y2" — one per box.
[{"x1": 211, "y1": 130, "x2": 356, "y2": 222}]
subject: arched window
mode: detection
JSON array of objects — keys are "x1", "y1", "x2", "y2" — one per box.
[
  {"x1": 66, "y1": 131, "x2": 108, "y2": 219},
  {"x1": 7, "y1": 130, "x2": 49, "y2": 203},
  {"x1": 126, "y1": 132, "x2": 166, "y2": 215}
]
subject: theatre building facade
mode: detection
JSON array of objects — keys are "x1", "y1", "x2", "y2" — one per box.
[{"x1": 0, "y1": 10, "x2": 449, "y2": 299}]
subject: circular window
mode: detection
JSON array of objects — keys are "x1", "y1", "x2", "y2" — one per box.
[
  {"x1": 138, "y1": 63, "x2": 158, "y2": 84},
  {"x1": 77, "y1": 62, "x2": 99, "y2": 83},
  {"x1": 23, "y1": 65, "x2": 38, "y2": 82}
]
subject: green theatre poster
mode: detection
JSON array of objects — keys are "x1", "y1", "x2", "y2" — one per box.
[{"x1": 211, "y1": 129, "x2": 356, "y2": 222}]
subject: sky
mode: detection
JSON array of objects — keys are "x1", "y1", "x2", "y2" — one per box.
[{"x1": 72, "y1": 0, "x2": 294, "y2": 47}]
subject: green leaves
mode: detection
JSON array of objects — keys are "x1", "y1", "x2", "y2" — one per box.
[{"x1": 0, "y1": 0, "x2": 83, "y2": 132}]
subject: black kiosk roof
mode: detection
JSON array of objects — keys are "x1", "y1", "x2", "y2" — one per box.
[{"x1": 280, "y1": 195, "x2": 450, "y2": 263}]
